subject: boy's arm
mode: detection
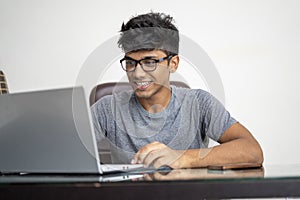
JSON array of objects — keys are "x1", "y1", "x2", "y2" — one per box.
[{"x1": 131, "y1": 122, "x2": 263, "y2": 169}]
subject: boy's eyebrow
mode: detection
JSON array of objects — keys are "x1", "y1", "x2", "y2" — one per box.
[
  {"x1": 124, "y1": 55, "x2": 159, "y2": 60},
  {"x1": 124, "y1": 56, "x2": 135, "y2": 60},
  {"x1": 142, "y1": 56, "x2": 158, "y2": 59}
]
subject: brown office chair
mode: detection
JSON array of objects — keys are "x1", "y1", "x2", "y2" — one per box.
[
  {"x1": 90, "y1": 81, "x2": 190, "y2": 106},
  {"x1": 90, "y1": 81, "x2": 190, "y2": 164},
  {"x1": 0, "y1": 71, "x2": 9, "y2": 94}
]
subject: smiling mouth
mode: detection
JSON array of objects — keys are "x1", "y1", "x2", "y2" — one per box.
[{"x1": 134, "y1": 81, "x2": 153, "y2": 90}]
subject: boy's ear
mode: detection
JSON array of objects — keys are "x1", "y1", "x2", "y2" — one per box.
[{"x1": 169, "y1": 55, "x2": 179, "y2": 73}]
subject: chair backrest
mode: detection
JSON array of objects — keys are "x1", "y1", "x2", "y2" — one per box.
[
  {"x1": 0, "y1": 71, "x2": 9, "y2": 94},
  {"x1": 89, "y1": 81, "x2": 190, "y2": 106},
  {"x1": 89, "y1": 81, "x2": 190, "y2": 163}
]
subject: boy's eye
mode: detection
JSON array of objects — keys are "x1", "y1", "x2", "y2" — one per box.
[
  {"x1": 126, "y1": 60, "x2": 135, "y2": 66},
  {"x1": 142, "y1": 59, "x2": 156, "y2": 65}
]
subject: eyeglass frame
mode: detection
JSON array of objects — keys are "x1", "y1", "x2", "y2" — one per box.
[{"x1": 120, "y1": 54, "x2": 174, "y2": 72}]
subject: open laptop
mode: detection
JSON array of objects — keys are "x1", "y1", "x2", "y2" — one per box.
[{"x1": 0, "y1": 86, "x2": 154, "y2": 177}]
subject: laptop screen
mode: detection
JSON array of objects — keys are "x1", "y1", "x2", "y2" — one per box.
[{"x1": 0, "y1": 87, "x2": 101, "y2": 174}]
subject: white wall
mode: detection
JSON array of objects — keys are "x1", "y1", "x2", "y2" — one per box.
[{"x1": 1, "y1": 0, "x2": 299, "y2": 166}]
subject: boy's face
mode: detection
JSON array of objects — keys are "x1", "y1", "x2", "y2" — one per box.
[{"x1": 125, "y1": 49, "x2": 178, "y2": 100}]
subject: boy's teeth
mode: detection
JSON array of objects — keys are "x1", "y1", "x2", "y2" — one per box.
[{"x1": 136, "y1": 81, "x2": 150, "y2": 86}]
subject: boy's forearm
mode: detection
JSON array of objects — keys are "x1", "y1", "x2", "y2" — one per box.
[{"x1": 178, "y1": 138, "x2": 264, "y2": 169}]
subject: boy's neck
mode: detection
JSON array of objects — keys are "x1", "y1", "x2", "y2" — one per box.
[{"x1": 136, "y1": 87, "x2": 172, "y2": 114}]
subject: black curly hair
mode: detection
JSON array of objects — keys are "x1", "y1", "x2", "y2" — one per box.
[{"x1": 118, "y1": 12, "x2": 179, "y2": 55}]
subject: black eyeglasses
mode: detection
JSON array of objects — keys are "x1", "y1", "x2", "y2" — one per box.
[{"x1": 120, "y1": 55, "x2": 173, "y2": 72}]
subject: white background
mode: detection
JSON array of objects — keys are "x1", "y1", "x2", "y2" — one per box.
[{"x1": 0, "y1": 0, "x2": 299, "y2": 166}]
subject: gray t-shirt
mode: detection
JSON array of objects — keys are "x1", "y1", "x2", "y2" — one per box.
[{"x1": 91, "y1": 86, "x2": 237, "y2": 163}]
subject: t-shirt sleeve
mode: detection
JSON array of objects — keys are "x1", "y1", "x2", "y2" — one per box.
[
  {"x1": 196, "y1": 90, "x2": 237, "y2": 142},
  {"x1": 90, "y1": 99, "x2": 108, "y2": 142}
]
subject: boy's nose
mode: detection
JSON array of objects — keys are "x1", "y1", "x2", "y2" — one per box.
[{"x1": 133, "y1": 63, "x2": 146, "y2": 77}]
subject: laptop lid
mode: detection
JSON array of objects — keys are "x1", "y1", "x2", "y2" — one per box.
[{"x1": 0, "y1": 87, "x2": 102, "y2": 174}]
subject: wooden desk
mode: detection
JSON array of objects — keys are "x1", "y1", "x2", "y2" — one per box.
[{"x1": 1, "y1": 164, "x2": 300, "y2": 199}]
